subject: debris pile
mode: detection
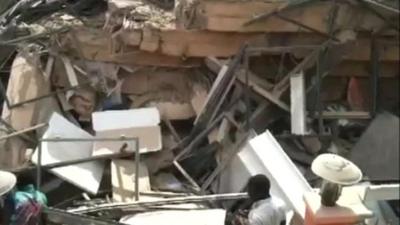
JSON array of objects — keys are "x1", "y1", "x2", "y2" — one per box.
[{"x1": 0, "y1": 0, "x2": 399, "y2": 224}]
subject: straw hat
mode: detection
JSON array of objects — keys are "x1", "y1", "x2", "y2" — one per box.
[
  {"x1": 312, "y1": 153, "x2": 362, "y2": 185},
  {"x1": 0, "y1": 170, "x2": 16, "y2": 196}
]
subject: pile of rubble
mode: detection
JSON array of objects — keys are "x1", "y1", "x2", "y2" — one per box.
[{"x1": 0, "y1": 0, "x2": 399, "y2": 224}]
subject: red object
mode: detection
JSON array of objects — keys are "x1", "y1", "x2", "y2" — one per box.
[
  {"x1": 347, "y1": 77, "x2": 370, "y2": 111},
  {"x1": 304, "y1": 204, "x2": 358, "y2": 225}
]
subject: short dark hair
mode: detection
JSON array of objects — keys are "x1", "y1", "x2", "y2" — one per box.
[{"x1": 247, "y1": 174, "x2": 271, "y2": 202}]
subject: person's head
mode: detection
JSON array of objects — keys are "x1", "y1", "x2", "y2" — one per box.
[{"x1": 247, "y1": 174, "x2": 271, "y2": 202}]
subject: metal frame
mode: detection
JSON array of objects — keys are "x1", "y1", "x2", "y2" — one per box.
[
  {"x1": 173, "y1": 112, "x2": 237, "y2": 191},
  {"x1": 36, "y1": 136, "x2": 140, "y2": 201},
  {"x1": 0, "y1": 119, "x2": 44, "y2": 144},
  {"x1": 175, "y1": 43, "x2": 335, "y2": 192},
  {"x1": 246, "y1": 41, "x2": 330, "y2": 136},
  {"x1": 370, "y1": 35, "x2": 380, "y2": 117}
]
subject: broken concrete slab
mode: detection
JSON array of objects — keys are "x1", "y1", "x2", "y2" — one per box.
[
  {"x1": 31, "y1": 112, "x2": 105, "y2": 194},
  {"x1": 92, "y1": 107, "x2": 162, "y2": 155},
  {"x1": 120, "y1": 209, "x2": 226, "y2": 225},
  {"x1": 2, "y1": 52, "x2": 55, "y2": 131},
  {"x1": 111, "y1": 159, "x2": 151, "y2": 202},
  {"x1": 92, "y1": 108, "x2": 160, "y2": 132},
  {"x1": 350, "y1": 112, "x2": 400, "y2": 181},
  {"x1": 0, "y1": 52, "x2": 61, "y2": 169},
  {"x1": 93, "y1": 126, "x2": 162, "y2": 155},
  {"x1": 149, "y1": 102, "x2": 196, "y2": 120}
]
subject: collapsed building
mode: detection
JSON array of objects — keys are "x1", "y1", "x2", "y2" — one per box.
[{"x1": 0, "y1": 0, "x2": 399, "y2": 224}]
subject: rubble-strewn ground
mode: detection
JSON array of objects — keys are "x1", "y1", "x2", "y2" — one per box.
[{"x1": 0, "y1": 0, "x2": 399, "y2": 224}]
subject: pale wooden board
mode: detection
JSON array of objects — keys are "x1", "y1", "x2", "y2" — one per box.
[
  {"x1": 111, "y1": 159, "x2": 151, "y2": 202},
  {"x1": 93, "y1": 126, "x2": 162, "y2": 155},
  {"x1": 92, "y1": 108, "x2": 160, "y2": 132}
]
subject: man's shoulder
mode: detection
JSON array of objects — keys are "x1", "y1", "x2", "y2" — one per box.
[
  {"x1": 270, "y1": 197, "x2": 286, "y2": 208},
  {"x1": 249, "y1": 199, "x2": 277, "y2": 219}
]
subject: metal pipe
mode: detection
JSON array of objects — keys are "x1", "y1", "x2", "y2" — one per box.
[
  {"x1": 173, "y1": 160, "x2": 201, "y2": 190},
  {"x1": 39, "y1": 152, "x2": 135, "y2": 169},
  {"x1": 35, "y1": 137, "x2": 139, "y2": 198},
  {"x1": 37, "y1": 139, "x2": 42, "y2": 191},
  {"x1": 275, "y1": 13, "x2": 339, "y2": 41},
  {"x1": 246, "y1": 45, "x2": 320, "y2": 55},
  {"x1": 370, "y1": 35, "x2": 380, "y2": 117},
  {"x1": 244, "y1": 53, "x2": 251, "y2": 130},
  {"x1": 0, "y1": 123, "x2": 47, "y2": 141},
  {"x1": 316, "y1": 51, "x2": 324, "y2": 135},
  {"x1": 272, "y1": 43, "x2": 326, "y2": 97},
  {"x1": 360, "y1": 0, "x2": 400, "y2": 13},
  {"x1": 68, "y1": 192, "x2": 249, "y2": 214},
  {"x1": 6, "y1": 81, "x2": 91, "y2": 109},
  {"x1": 0, "y1": 118, "x2": 38, "y2": 144},
  {"x1": 243, "y1": 0, "x2": 317, "y2": 26},
  {"x1": 44, "y1": 207, "x2": 125, "y2": 225},
  {"x1": 41, "y1": 137, "x2": 138, "y2": 142},
  {"x1": 175, "y1": 113, "x2": 227, "y2": 160},
  {"x1": 134, "y1": 137, "x2": 140, "y2": 201},
  {"x1": 201, "y1": 134, "x2": 249, "y2": 191},
  {"x1": 164, "y1": 119, "x2": 181, "y2": 142}
]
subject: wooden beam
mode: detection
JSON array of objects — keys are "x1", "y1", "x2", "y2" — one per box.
[{"x1": 63, "y1": 28, "x2": 399, "y2": 63}]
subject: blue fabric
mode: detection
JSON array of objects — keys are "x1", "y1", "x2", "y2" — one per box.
[
  {"x1": 7, "y1": 185, "x2": 47, "y2": 225},
  {"x1": 12, "y1": 185, "x2": 47, "y2": 209}
]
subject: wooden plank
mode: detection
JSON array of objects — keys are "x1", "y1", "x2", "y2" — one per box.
[
  {"x1": 140, "y1": 28, "x2": 160, "y2": 52},
  {"x1": 237, "y1": 74, "x2": 290, "y2": 111},
  {"x1": 62, "y1": 28, "x2": 200, "y2": 67},
  {"x1": 290, "y1": 72, "x2": 307, "y2": 134},
  {"x1": 201, "y1": 1, "x2": 282, "y2": 17},
  {"x1": 112, "y1": 159, "x2": 151, "y2": 202},
  {"x1": 160, "y1": 30, "x2": 262, "y2": 57},
  {"x1": 65, "y1": 28, "x2": 399, "y2": 62}
]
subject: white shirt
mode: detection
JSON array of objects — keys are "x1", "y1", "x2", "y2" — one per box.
[{"x1": 248, "y1": 197, "x2": 286, "y2": 225}]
